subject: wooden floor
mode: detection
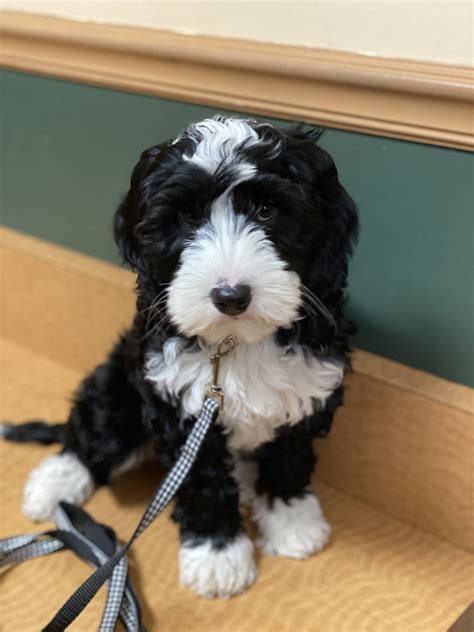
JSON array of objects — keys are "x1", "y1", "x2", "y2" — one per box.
[{"x1": 1, "y1": 337, "x2": 472, "y2": 632}]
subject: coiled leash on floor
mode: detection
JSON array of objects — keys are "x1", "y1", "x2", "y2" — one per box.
[
  {"x1": 0, "y1": 502, "x2": 143, "y2": 631},
  {"x1": 1, "y1": 335, "x2": 236, "y2": 631}
]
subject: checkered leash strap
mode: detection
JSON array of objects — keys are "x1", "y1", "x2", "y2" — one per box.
[
  {"x1": 46, "y1": 396, "x2": 219, "y2": 631},
  {"x1": 0, "y1": 502, "x2": 142, "y2": 631}
]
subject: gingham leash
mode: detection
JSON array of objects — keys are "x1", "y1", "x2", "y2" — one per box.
[
  {"x1": 1, "y1": 335, "x2": 236, "y2": 631},
  {"x1": 0, "y1": 502, "x2": 143, "y2": 632}
]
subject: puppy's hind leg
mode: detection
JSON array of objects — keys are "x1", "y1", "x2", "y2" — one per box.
[
  {"x1": 22, "y1": 444, "x2": 150, "y2": 522},
  {"x1": 23, "y1": 450, "x2": 95, "y2": 522},
  {"x1": 3, "y1": 420, "x2": 96, "y2": 522},
  {"x1": 22, "y1": 340, "x2": 150, "y2": 522}
]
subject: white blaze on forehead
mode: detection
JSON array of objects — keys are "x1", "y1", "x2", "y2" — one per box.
[
  {"x1": 167, "y1": 116, "x2": 299, "y2": 344},
  {"x1": 184, "y1": 117, "x2": 259, "y2": 176}
]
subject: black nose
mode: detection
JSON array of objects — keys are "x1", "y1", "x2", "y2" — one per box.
[{"x1": 211, "y1": 284, "x2": 252, "y2": 316}]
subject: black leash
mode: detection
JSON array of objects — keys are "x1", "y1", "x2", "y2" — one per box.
[
  {"x1": 0, "y1": 502, "x2": 143, "y2": 631},
  {"x1": 1, "y1": 335, "x2": 235, "y2": 631}
]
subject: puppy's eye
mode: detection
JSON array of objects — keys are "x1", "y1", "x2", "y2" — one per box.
[{"x1": 257, "y1": 204, "x2": 277, "y2": 222}]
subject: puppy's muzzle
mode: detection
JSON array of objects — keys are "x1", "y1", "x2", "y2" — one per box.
[{"x1": 211, "y1": 284, "x2": 252, "y2": 316}]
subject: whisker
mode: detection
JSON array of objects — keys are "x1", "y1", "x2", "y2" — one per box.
[
  {"x1": 139, "y1": 314, "x2": 172, "y2": 343},
  {"x1": 138, "y1": 289, "x2": 169, "y2": 315},
  {"x1": 300, "y1": 284, "x2": 338, "y2": 331},
  {"x1": 300, "y1": 302, "x2": 317, "y2": 319}
]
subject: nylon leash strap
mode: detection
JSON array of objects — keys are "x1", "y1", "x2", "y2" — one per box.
[{"x1": 0, "y1": 503, "x2": 143, "y2": 632}]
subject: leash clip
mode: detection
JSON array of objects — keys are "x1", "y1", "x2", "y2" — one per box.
[{"x1": 206, "y1": 335, "x2": 236, "y2": 412}]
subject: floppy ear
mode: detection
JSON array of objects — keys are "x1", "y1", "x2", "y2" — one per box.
[
  {"x1": 113, "y1": 145, "x2": 164, "y2": 274},
  {"x1": 114, "y1": 189, "x2": 144, "y2": 274},
  {"x1": 285, "y1": 126, "x2": 359, "y2": 296},
  {"x1": 308, "y1": 167, "x2": 359, "y2": 295}
]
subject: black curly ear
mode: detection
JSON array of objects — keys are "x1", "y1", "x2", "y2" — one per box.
[
  {"x1": 286, "y1": 123, "x2": 324, "y2": 145},
  {"x1": 113, "y1": 190, "x2": 143, "y2": 274},
  {"x1": 308, "y1": 180, "x2": 359, "y2": 295},
  {"x1": 113, "y1": 144, "x2": 165, "y2": 274},
  {"x1": 284, "y1": 125, "x2": 359, "y2": 296}
]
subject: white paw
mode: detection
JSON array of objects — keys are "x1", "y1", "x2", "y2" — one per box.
[
  {"x1": 252, "y1": 490, "x2": 331, "y2": 559},
  {"x1": 179, "y1": 533, "x2": 257, "y2": 599},
  {"x1": 23, "y1": 453, "x2": 94, "y2": 522}
]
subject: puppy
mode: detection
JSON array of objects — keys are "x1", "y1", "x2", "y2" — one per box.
[{"x1": 15, "y1": 116, "x2": 359, "y2": 599}]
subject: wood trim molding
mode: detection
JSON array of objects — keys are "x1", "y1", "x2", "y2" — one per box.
[
  {"x1": 1, "y1": 11, "x2": 473, "y2": 150},
  {"x1": 353, "y1": 349, "x2": 473, "y2": 415}
]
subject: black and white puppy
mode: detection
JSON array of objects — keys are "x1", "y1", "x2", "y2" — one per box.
[{"x1": 19, "y1": 116, "x2": 359, "y2": 599}]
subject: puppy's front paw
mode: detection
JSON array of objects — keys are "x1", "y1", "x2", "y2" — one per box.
[
  {"x1": 179, "y1": 533, "x2": 257, "y2": 599},
  {"x1": 253, "y1": 490, "x2": 331, "y2": 559}
]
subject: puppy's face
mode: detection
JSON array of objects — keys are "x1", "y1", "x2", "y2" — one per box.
[{"x1": 115, "y1": 117, "x2": 358, "y2": 344}]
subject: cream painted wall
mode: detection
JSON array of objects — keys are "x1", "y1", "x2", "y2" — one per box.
[{"x1": 2, "y1": 1, "x2": 473, "y2": 66}]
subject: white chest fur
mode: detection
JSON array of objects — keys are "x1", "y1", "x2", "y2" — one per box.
[{"x1": 145, "y1": 337, "x2": 343, "y2": 450}]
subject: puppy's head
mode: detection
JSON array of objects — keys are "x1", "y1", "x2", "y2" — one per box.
[{"x1": 115, "y1": 116, "x2": 358, "y2": 344}]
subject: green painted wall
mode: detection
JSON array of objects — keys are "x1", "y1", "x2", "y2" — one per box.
[{"x1": 1, "y1": 70, "x2": 473, "y2": 386}]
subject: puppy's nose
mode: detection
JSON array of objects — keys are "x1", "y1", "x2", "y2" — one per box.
[{"x1": 211, "y1": 284, "x2": 252, "y2": 316}]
